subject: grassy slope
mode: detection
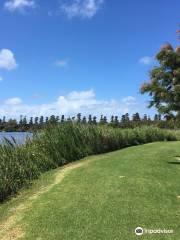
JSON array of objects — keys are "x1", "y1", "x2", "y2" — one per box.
[{"x1": 0, "y1": 142, "x2": 180, "y2": 240}]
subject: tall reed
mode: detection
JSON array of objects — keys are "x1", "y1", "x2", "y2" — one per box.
[{"x1": 0, "y1": 123, "x2": 177, "y2": 202}]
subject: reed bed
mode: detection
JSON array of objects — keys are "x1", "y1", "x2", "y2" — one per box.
[{"x1": 0, "y1": 123, "x2": 177, "y2": 202}]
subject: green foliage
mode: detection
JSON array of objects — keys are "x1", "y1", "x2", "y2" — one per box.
[
  {"x1": 0, "y1": 113, "x2": 180, "y2": 132},
  {"x1": 1, "y1": 142, "x2": 180, "y2": 240},
  {"x1": 141, "y1": 42, "x2": 180, "y2": 118},
  {"x1": 0, "y1": 123, "x2": 177, "y2": 202}
]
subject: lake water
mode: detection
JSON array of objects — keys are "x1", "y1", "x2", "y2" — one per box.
[{"x1": 0, "y1": 132, "x2": 33, "y2": 145}]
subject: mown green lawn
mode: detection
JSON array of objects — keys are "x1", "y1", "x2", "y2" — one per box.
[{"x1": 0, "y1": 142, "x2": 180, "y2": 240}]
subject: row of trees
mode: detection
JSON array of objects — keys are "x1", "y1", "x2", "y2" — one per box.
[
  {"x1": 1, "y1": 30, "x2": 179, "y2": 132},
  {"x1": 0, "y1": 113, "x2": 179, "y2": 132}
]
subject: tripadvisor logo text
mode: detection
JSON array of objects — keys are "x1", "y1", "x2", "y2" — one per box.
[{"x1": 135, "y1": 227, "x2": 174, "y2": 236}]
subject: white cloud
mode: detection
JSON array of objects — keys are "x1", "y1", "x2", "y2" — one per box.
[
  {"x1": 67, "y1": 89, "x2": 95, "y2": 100},
  {"x1": 61, "y1": 0, "x2": 104, "y2": 19},
  {"x1": 0, "y1": 76, "x2": 3, "y2": 82},
  {"x1": 122, "y1": 96, "x2": 137, "y2": 106},
  {"x1": 0, "y1": 90, "x2": 146, "y2": 119},
  {"x1": 0, "y1": 49, "x2": 18, "y2": 70},
  {"x1": 4, "y1": 0, "x2": 36, "y2": 12},
  {"x1": 139, "y1": 56, "x2": 154, "y2": 65},
  {"x1": 4, "y1": 97, "x2": 22, "y2": 105},
  {"x1": 55, "y1": 59, "x2": 69, "y2": 68}
]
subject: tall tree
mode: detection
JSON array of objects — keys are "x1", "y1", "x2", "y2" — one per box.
[
  {"x1": 103, "y1": 116, "x2": 107, "y2": 124},
  {"x1": 55, "y1": 116, "x2": 60, "y2": 123},
  {"x1": 82, "y1": 116, "x2": 87, "y2": 124},
  {"x1": 99, "y1": 115, "x2": 104, "y2": 124},
  {"x1": 143, "y1": 114, "x2": 148, "y2": 122},
  {"x1": 110, "y1": 115, "x2": 114, "y2": 123},
  {"x1": 61, "y1": 115, "x2": 65, "y2": 123},
  {"x1": 45, "y1": 117, "x2": 49, "y2": 123},
  {"x1": 140, "y1": 34, "x2": 180, "y2": 119},
  {"x1": 88, "y1": 115, "x2": 92, "y2": 124},
  {"x1": 114, "y1": 116, "x2": 119, "y2": 126},
  {"x1": 49, "y1": 115, "x2": 56, "y2": 123},
  {"x1": 125, "y1": 113, "x2": 130, "y2": 122},
  {"x1": 121, "y1": 114, "x2": 126, "y2": 123},
  {"x1": 29, "y1": 117, "x2": 34, "y2": 125},
  {"x1": 92, "y1": 116, "x2": 97, "y2": 125},
  {"x1": 22, "y1": 116, "x2": 27, "y2": 125},
  {"x1": 39, "y1": 116, "x2": 44, "y2": 125},
  {"x1": 132, "y1": 113, "x2": 141, "y2": 122},
  {"x1": 77, "y1": 113, "x2": 81, "y2": 123},
  {"x1": 34, "y1": 117, "x2": 39, "y2": 125},
  {"x1": 2, "y1": 116, "x2": 6, "y2": 125}
]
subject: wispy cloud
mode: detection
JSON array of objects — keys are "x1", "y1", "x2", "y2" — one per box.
[
  {"x1": 4, "y1": 97, "x2": 22, "y2": 105},
  {"x1": 61, "y1": 0, "x2": 104, "y2": 19},
  {"x1": 122, "y1": 96, "x2": 137, "y2": 106},
  {"x1": 4, "y1": 0, "x2": 36, "y2": 12},
  {"x1": 0, "y1": 90, "x2": 145, "y2": 118},
  {"x1": 55, "y1": 59, "x2": 69, "y2": 68},
  {"x1": 139, "y1": 56, "x2": 154, "y2": 65},
  {"x1": 0, "y1": 77, "x2": 3, "y2": 82},
  {"x1": 0, "y1": 49, "x2": 18, "y2": 70}
]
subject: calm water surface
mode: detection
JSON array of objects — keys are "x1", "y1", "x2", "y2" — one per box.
[{"x1": 0, "y1": 132, "x2": 33, "y2": 145}]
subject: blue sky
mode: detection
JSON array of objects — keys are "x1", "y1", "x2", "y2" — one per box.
[{"x1": 0, "y1": 0, "x2": 180, "y2": 118}]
